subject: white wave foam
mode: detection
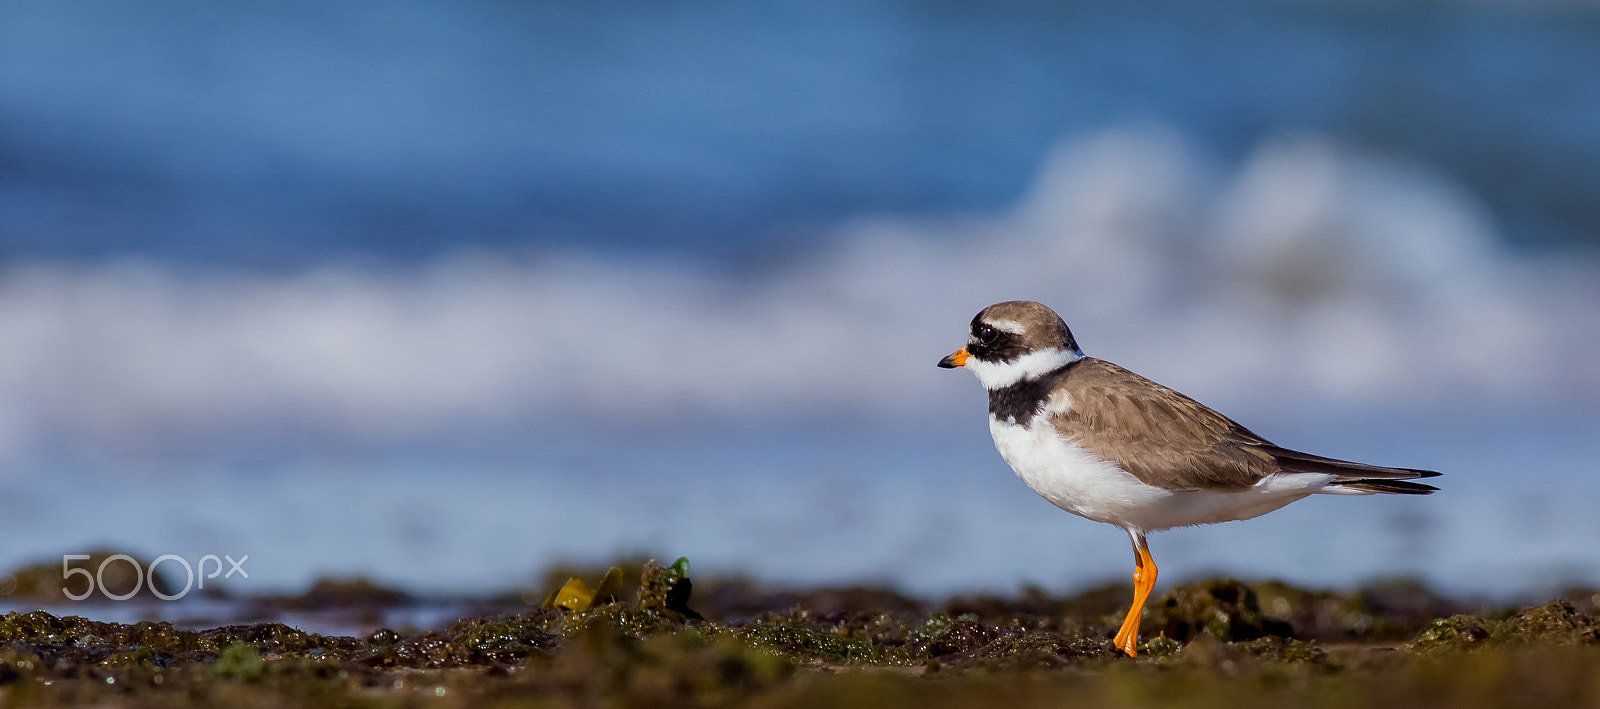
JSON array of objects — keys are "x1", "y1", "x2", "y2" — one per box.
[{"x1": 0, "y1": 128, "x2": 1593, "y2": 460}]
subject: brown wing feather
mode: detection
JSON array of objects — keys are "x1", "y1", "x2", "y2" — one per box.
[{"x1": 1049, "y1": 358, "x2": 1280, "y2": 492}]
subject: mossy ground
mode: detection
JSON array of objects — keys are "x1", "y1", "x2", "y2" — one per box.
[{"x1": 1, "y1": 565, "x2": 1598, "y2": 708}]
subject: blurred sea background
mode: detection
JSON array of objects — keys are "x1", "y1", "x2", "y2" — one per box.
[{"x1": 0, "y1": 0, "x2": 1598, "y2": 611}]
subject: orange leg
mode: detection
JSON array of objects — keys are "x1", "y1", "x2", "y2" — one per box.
[{"x1": 1111, "y1": 530, "x2": 1157, "y2": 657}]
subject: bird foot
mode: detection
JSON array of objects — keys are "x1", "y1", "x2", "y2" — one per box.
[{"x1": 1112, "y1": 629, "x2": 1139, "y2": 657}]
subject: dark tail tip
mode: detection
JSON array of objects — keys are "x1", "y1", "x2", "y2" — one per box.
[{"x1": 1340, "y1": 479, "x2": 1440, "y2": 495}]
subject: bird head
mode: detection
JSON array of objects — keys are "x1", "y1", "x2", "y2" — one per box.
[{"x1": 938, "y1": 300, "x2": 1083, "y2": 390}]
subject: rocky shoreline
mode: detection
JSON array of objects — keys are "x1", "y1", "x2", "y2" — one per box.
[{"x1": 1, "y1": 559, "x2": 1597, "y2": 707}]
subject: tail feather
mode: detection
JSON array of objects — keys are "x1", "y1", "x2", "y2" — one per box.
[
  {"x1": 1259, "y1": 444, "x2": 1441, "y2": 494},
  {"x1": 1333, "y1": 479, "x2": 1440, "y2": 495}
]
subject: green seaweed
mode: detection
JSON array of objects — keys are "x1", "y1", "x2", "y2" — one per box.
[
  {"x1": 735, "y1": 610, "x2": 888, "y2": 664},
  {"x1": 1155, "y1": 579, "x2": 1293, "y2": 643},
  {"x1": 1410, "y1": 600, "x2": 1600, "y2": 653}
]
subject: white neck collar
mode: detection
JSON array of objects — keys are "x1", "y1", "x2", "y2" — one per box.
[{"x1": 967, "y1": 347, "x2": 1083, "y2": 390}]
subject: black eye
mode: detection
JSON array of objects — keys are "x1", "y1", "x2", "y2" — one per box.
[{"x1": 975, "y1": 324, "x2": 999, "y2": 344}]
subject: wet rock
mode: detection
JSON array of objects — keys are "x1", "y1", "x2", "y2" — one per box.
[
  {"x1": 1459, "y1": 624, "x2": 1490, "y2": 644},
  {"x1": 1411, "y1": 601, "x2": 1600, "y2": 652},
  {"x1": 1354, "y1": 578, "x2": 1464, "y2": 638},
  {"x1": 200, "y1": 623, "x2": 323, "y2": 656},
  {"x1": 1559, "y1": 587, "x2": 1600, "y2": 616},
  {"x1": 1413, "y1": 616, "x2": 1499, "y2": 652},
  {"x1": 1503, "y1": 600, "x2": 1600, "y2": 644},
  {"x1": 638, "y1": 557, "x2": 703, "y2": 621},
  {"x1": 212, "y1": 643, "x2": 264, "y2": 680},
  {"x1": 290, "y1": 577, "x2": 409, "y2": 609},
  {"x1": 1252, "y1": 580, "x2": 1376, "y2": 641},
  {"x1": 0, "y1": 610, "x2": 72, "y2": 642},
  {"x1": 944, "y1": 581, "x2": 1129, "y2": 628},
  {"x1": 3, "y1": 551, "x2": 178, "y2": 603},
  {"x1": 451, "y1": 613, "x2": 560, "y2": 664},
  {"x1": 739, "y1": 611, "x2": 881, "y2": 663},
  {"x1": 7, "y1": 564, "x2": 1600, "y2": 707},
  {"x1": 391, "y1": 632, "x2": 466, "y2": 668},
  {"x1": 1157, "y1": 579, "x2": 1293, "y2": 644},
  {"x1": 923, "y1": 619, "x2": 996, "y2": 656},
  {"x1": 982, "y1": 628, "x2": 1111, "y2": 668},
  {"x1": 1174, "y1": 633, "x2": 1248, "y2": 673},
  {"x1": 1231, "y1": 578, "x2": 1470, "y2": 643},
  {"x1": 1232, "y1": 636, "x2": 1326, "y2": 663},
  {"x1": 691, "y1": 582, "x2": 921, "y2": 624}
]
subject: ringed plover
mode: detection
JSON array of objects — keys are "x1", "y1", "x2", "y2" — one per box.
[{"x1": 938, "y1": 300, "x2": 1440, "y2": 656}]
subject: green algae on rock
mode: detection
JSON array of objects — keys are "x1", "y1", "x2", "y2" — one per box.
[
  {"x1": 2, "y1": 568, "x2": 1600, "y2": 708},
  {"x1": 1155, "y1": 579, "x2": 1294, "y2": 643},
  {"x1": 1411, "y1": 600, "x2": 1600, "y2": 653},
  {"x1": 638, "y1": 557, "x2": 703, "y2": 620}
]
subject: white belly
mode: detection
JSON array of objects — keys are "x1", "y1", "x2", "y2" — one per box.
[{"x1": 988, "y1": 415, "x2": 1330, "y2": 532}]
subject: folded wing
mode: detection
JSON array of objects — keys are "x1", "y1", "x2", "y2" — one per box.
[{"x1": 1050, "y1": 358, "x2": 1440, "y2": 495}]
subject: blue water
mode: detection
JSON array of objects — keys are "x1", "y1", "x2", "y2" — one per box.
[
  {"x1": 1, "y1": 411, "x2": 1595, "y2": 605},
  {"x1": 3, "y1": 0, "x2": 1600, "y2": 262}
]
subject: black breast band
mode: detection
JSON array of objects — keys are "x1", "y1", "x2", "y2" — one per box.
[{"x1": 987, "y1": 362, "x2": 1077, "y2": 426}]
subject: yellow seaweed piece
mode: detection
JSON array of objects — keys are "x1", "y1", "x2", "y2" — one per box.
[
  {"x1": 548, "y1": 567, "x2": 625, "y2": 611},
  {"x1": 552, "y1": 577, "x2": 595, "y2": 611},
  {"x1": 592, "y1": 567, "x2": 625, "y2": 605}
]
